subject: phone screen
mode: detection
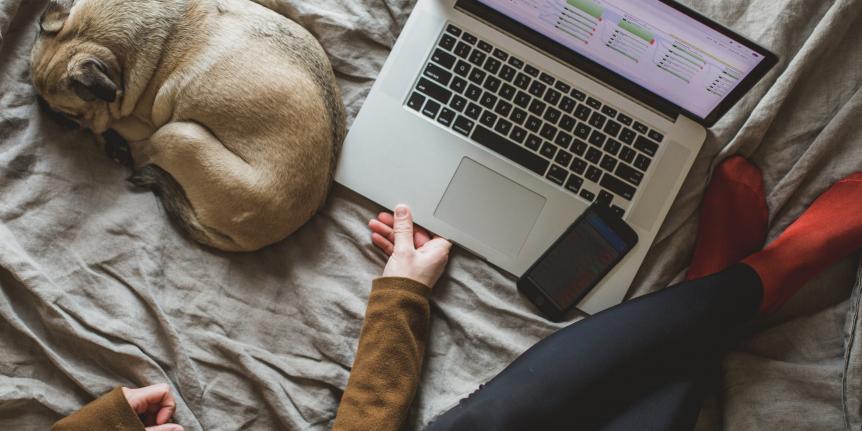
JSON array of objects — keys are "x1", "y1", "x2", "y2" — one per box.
[{"x1": 526, "y1": 211, "x2": 632, "y2": 310}]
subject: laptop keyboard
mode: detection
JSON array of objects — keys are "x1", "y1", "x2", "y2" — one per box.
[{"x1": 406, "y1": 23, "x2": 666, "y2": 217}]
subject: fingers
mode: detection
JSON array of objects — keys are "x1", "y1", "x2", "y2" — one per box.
[
  {"x1": 423, "y1": 237, "x2": 453, "y2": 255},
  {"x1": 371, "y1": 232, "x2": 394, "y2": 256},
  {"x1": 391, "y1": 205, "x2": 414, "y2": 253},
  {"x1": 370, "y1": 218, "x2": 432, "y2": 248},
  {"x1": 125, "y1": 384, "x2": 176, "y2": 425},
  {"x1": 145, "y1": 425, "x2": 183, "y2": 431}
]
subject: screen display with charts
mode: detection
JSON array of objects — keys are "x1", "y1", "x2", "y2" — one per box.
[{"x1": 474, "y1": 0, "x2": 767, "y2": 118}]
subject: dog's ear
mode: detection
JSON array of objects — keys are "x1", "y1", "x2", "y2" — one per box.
[
  {"x1": 69, "y1": 59, "x2": 118, "y2": 102},
  {"x1": 40, "y1": 0, "x2": 76, "y2": 35}
]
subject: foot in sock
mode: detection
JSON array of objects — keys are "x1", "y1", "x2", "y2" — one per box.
[
  {"x1": 743, "y1": 173, "x2": 862, "y2": 314},
  {"x1": 686, "y1": 156, "x2": 768, "y2": 281}
]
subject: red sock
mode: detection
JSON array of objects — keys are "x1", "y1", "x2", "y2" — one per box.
[
  {"x1": 686, "y1": 156, "x2": 768, "y2": 281},
  {"x1": 743, "y1": 173, "x2": 862, "y2": 314}
]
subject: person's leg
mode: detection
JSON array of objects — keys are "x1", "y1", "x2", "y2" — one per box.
[{"x1": 424, "y1": 263, "x2": 763, "y2": 431}]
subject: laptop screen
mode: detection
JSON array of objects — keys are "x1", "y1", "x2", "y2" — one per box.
[{"x1": 467, "y1": 0, "x2": 773, "y2": 123}]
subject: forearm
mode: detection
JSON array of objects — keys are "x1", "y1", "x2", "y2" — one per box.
[
  {"x1": 52, "y1": 387, "x2": 146, "y2": 431},
  {"x1": 333, "y1": 277, "x2": 432, "y2": 431}
]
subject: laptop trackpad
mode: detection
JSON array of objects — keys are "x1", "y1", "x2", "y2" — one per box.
[{"x1": 435, "y1": 158, "x2": 546, "y2": 257}]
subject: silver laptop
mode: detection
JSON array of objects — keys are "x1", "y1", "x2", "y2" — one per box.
[{"x1": 336, "y1": 0, "x2": 777, "y2": 314}]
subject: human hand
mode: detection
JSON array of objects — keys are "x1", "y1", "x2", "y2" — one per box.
[
  {"x1": 122, "y1": 384, "x2": 183, "y2": 431},
  {"x1": 368, "y1": 205, "x2": 452, "y2": 288}
]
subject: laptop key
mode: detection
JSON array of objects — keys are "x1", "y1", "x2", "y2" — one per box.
[
  {"x1": 570, "y1": 157, "x2": 587, "y2": 174},
  {"x1": 469, "y1": 68, "x2": 486, "y2": 85},
  {"x1": 554, "y1": 149, "x2": 573, "y2": 166},
  {"x1": 524, "y1": 64, "x2": 540, "y2": 77},
  {"x1": 555, "y1": 81, "x2": 571, "y2": 93},
  {"x1": 424, "y1": 63, "x2": 452, "y2": 86},
  {"x1": 510, "y1": 126, "x2": 527, "y2": 143},
  {"x1": 588, "y1": 130, "x2": 606, "y2": 147},
  {"x1": 525, "y1": 115, "x2": 542, "y2": 132},
  {"x1": 543, "y1": 107, "x2": 561, "y2": 124},
  {"x1": 619, "y1": 128, "x2": 636, "y2": 145},
  {"x1": 586, "y1": 166, "x2": 602, "y2": 182},
  {"x1": 529, "y1": 99, "x2": 547, "y2": 116},
  {"x1": 597, "y1": 190, "x2": 614, "y2": 204},
  {"x1": 610, "y1": 205, "x2": 625, "y2": 217},
  {"x1": 539, "y1": 72, "x2": 555, "y2": 86},
  {"x1": 407, "y1": 92, "x2": 425, "y2": 111},
  {"x1": 416, "y1": 78, "x2": 452, "y2": 104},
  {"x1": 500, "y1": 83, "x2": 517, "y2": 100},
  {"x1": 462, "y1": 32, "x2": 478, "y2": 44},
  {"x1": 560, "y1": 96, "x2": 576, "y2": 113},
  {"x1": 571, "y1": 88, "x2": 586, "y2": 101},
  {"x1": 477, "y1": 40, "x2": 493, "y2": 53},
  {"x1": 547, "y1": 164, "x2": 567, "y2": 185},
  {"x1": 451, "y1": 77, "x2": 467, "y2": 93},
  {"x1": 483, "y1": 76, "x2": 501, "y2": 92},
  {"x1": 472, "y1": 125, "x2": 550, "y2": 176},
  {"x1": 601, "y1": 105, "x2": 617, "y2": 117},
  {"x1": 649, "y1": 130, "x2": 665, "y2": 143},
  {"x1": 586, "y1": 97, "x2": 602, "y2": 109},
  {"x1": 493, "y1": 48, "x2": 508, "y2": 61},
  {"x1": 617, "y1": 113, "x2": 633, "y2": 126},
  {"x1": 446, "y1": 24, "x2": 462, "y2": 36},
  {"x1": 580, "y1": 189, "x2": 596, "y2": 202},
  {"x1": 565, "y1": 176, "x2": 583, "y2": 194},
  {"x1": 495, "y1": 100, "x2": 513, "y2": 117},
  {"x1": 600, "y1": 154, "x2": 617, "y2": 172},
  {"x1": 544, "y1": 89, "x2": 562, "y2": 106},
  {"x1": 511, "y1": 108, "x2": 527, "y2": 125},
  {"x1": 554, "y1": 133, "x2": 572, "y2": 150},
  {"x1": 600, "y1": 175, "x2": 636, "y2": 201},
  {"x1": 465, "y1": 102, "x2": 482, "y2": 119},
  {"x1": 634, "y1": 135, "x2": 659, "y2": 156},
  {"x1": 572, "y1": 140, "x2": 588, "y2": 156},
  {"x1": 437, "y1": 107, "x2": 456, "y2": 126},
  {"x1": 454, "y1": 42, "x2": 471, "y2": 58},
  {"x1": 616, "y1": 163, "x2": 644, "y2": 186},
  {"x1": 440, "y1": 34, "x2": 457, "y2": 51},
  {"x1": 633, "y1": 121, "x2": 649, "y2": 134},
  {"x1": 465, "y1": 84, "x2": 482, "y2": 101},
  {"x1": 604, "y1": 138, "x2": 621, "y2": 156},
  {"x1": 604, "y1": 119, "x2": 621, "y2": 137},
  {"x1": 560, "y1": 115, "x2": 576, "y2": 132},
  {"x1": 529, "y1": 80, "x2": 547, "y2": 98},
  {"x1": 619, "y1": 147, "x2": 636, "y2": 163},
  {"x1": 574, "y1": 104, "x2": 591, "y2": 121},
  {"x1": 573, "y1": 122, "x2": 591, "y2": 140},
  {"x1": 480, "y1": 92, "x2": 497, "y2": 109},
  {"x1": 451, "y1": 95, "x2": 467, "y2": 112},
  {"x1": 508, "y1": 56, "x2": 524, "y2": 69},
  {"x1": 586, "y1": 148, "x2": 602, "y2": 164},
  {"x1": 540, "y1": 124, "x2": 557, "y2": 140},
  {"x1": 514, "y1": 73, "x2": 530, "y2": 89},
  {"x1": 484, "y1": 58, "x2": 502, "y2": 74},
  {"x1": 432, "y1": 49, "x2": 457, "y2": 69},
  {"x1": 499, "y1": 65, "x2": 517, "y2": 82},
  {"x1": 588, "y1": 111, "x2": 607, "y2": 129},
  {"x1": 540, "y1": 142, "x2": 557, "y2": 159},
  {"x1": 525, "y1": 134, "x2": 542, "y2": 151},
  {"x1": 480, "y1": 111, "x2": 497, "y2": 127},
  {"x1": 453, "y1": 115, "x2": 474, "y2": 136},
  {"x1": 634, "y1": 154, "x2": 652, "y2": 171},
  {"x1": 454, "y1": 60, "x2": 471, "y2": 77},
  {"x1": 494, "y1": 118, "x2": 513, "y2": 136},
  {"x1": 514, "y1": 91, "x2": 531, "y2": 108}
]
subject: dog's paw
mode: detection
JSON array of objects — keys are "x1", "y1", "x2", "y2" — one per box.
[{"x1": 102, "y1": 129, "x2": 134, "y2": 168}]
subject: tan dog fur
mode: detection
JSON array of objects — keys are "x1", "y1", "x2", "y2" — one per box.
[{"x1": 30, "y1": 0, "x2": 346, "y2": 251}]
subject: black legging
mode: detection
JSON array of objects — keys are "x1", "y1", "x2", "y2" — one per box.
[{"x1": 425, "y1": 264, "x2": 763, "y2": 431}]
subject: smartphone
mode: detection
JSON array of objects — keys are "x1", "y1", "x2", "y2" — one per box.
[{"x1": 518, "y1": 204, "x2": 639, "y2": 321}]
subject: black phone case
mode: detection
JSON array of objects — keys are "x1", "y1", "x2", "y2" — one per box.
[{"x1": 517, "y1": 203, "x2": 639, "y2": 321}]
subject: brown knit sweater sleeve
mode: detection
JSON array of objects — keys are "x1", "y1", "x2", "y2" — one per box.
[
  {"x1": 52, "y1": 387, "x2": 146, "y2": 431},
  {"x1": 332, "y1": 277, "x2": 432, "y2": 431}
]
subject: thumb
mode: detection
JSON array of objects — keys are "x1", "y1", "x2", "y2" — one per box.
[
  {"x1": 146, "y1": 425, "x2": 183, "y2": 431},
  {"x1": 392, "y1": 205, "x2": 414, "y2": 253}
]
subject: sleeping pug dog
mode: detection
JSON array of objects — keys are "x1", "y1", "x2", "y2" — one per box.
[{"x1": 30, "y1": 0, "x2": 346, "y2": 251}]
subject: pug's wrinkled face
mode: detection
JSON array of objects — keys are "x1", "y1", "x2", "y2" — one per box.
[{"x1": 31, "y1": 0, "x2": 122, "y2": 133}]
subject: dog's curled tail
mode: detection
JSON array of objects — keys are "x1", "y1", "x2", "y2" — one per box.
[{"x1": 130, "y1": 165, "x2": 240, "y2": 251}]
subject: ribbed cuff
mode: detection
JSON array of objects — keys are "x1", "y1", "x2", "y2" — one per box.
[{"x1": 372, "y1": 277, "x2": 432, "y2": 298}]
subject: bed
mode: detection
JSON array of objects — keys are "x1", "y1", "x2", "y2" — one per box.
[{"x1": 1, "y1": 0, "x2": 860, "y2": 429}]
